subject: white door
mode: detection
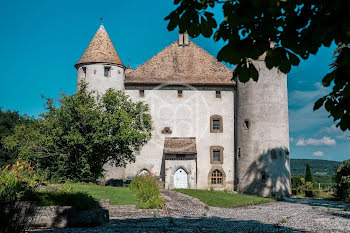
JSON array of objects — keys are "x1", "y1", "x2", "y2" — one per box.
[{"x1": 174, "y1": 168, "x2": 188, "y2": 189}]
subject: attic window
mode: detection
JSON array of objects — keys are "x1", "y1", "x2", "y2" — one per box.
[
  {"x1": 216, "y1": 90, "x2": 221, "y2": 98},
  {"x1": 104, "y1": 67, "x2": 111, "y2": 77},
  {"x1": 178, "y1": 90, "x2": 183, "y2": 98},
  {"x1": 139, "y1": 89, "x2": 145, "y2": 97},
  {"x1": 82, "y1": 67, "x2": 87, "y2": 77}
]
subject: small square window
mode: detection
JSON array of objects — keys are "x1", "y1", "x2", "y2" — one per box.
[
  {"x1": 139, "y1": 89, "x2": 145, "y2": 97},
  {"x1": 213, "y1": 119, "x2": 220, "y2": 130},
  {"x1": 216, "y1": 90, "x2": 221, "y2": 98},
  {"x1": 178, "y1": 90, "x2": 183, "y2": 97},
  {"x1": 104, "y1": 67, "x2": 111, "y2": 77},
  {"x1": 213, "y1": 150, "x2": 221, "y2": 161}
]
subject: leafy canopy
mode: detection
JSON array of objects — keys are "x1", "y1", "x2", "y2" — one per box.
[
  {"x1": 3, "y1": 83, "x2": 152, "y2": 182},
  {"x1": 165, "y1": 0, "x2": 350, "y2": 131},
  {"x1": 0, "y1": 108, "x2": 34, "y2": 167}
]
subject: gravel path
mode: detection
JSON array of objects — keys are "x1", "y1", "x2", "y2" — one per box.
[{"x1": 29, "y1": 191, "x2": 350, "y2": 233}]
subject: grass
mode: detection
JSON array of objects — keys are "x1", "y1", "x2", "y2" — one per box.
[
  {"x1": 66, "y1": 183, "x2": 136, "y2": 205},
  {"x1": 176, "y1": 189, "x2": 275, "y2": 207}
]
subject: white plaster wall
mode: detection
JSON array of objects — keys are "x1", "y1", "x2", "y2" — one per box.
[
  {"x1": 236, "y1": 60, "x2": 291, "y2": 197},
  {"x1": 117, "y1": 88, "x2": 235, "y2": 190},
  {"x1": 77, "y1": 63, "x2": 125, "y2": 93}
]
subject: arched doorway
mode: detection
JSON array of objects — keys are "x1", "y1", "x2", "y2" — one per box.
[{"x1": 174, "y1": 168, "x2": 188, "y2": 189}]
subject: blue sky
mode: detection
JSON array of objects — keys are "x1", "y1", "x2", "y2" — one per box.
[{"x1": 0, "y1": 0, "x2": 349, "y2": 161}]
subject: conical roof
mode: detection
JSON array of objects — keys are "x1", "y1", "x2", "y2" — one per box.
[{"x1": 75, "y1": 25, "x2": 124, "y2": 68}]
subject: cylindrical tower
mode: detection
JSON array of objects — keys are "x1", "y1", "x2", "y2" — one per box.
[
  {"x1": 235, "y1": 59, "x2": 291, "y2": 197},
  {"x1": 75, "y1": 24, "x2": 125, "y2": 93}
]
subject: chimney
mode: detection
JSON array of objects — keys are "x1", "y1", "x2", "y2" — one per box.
[{"x1": 178, "y1": 31, "x2": 189, "y2": 46}]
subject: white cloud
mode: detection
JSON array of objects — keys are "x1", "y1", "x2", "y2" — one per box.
[
  {"x1": 313, "y1": 151, "x2": 324, "y2": 156},
  {"x1": 296, "y1": 136, "x2": 336, "y2": 146},
  {"x1": 318, "y1": 124, "x2": 350, "y2": 141}
]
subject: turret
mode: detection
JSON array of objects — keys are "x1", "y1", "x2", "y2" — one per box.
[
  {"x1": 235, "y1": 57, "x2": 291, "y2": 197},
  {"x1": 75, "y1": 24, "x2": 125, "y2": 93}
]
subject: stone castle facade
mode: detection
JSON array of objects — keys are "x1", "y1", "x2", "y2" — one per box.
[{"x1": 74, "y1": 25, "x2": 291, "y2": 197}]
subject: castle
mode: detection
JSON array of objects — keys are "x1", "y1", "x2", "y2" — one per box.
[{"x1": 74, "y1": 25, "x2": 291, "y2": 197}]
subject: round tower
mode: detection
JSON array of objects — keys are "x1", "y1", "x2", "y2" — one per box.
[
  {"x1": 235, "y1": 59, "x2": 291, "y2": 197},
  {"x1": 75, "y1": 24, "x2": 125, "y2": 93}
]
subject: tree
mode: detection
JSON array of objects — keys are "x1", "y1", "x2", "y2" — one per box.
[
  {"x1": 305, "y1": 163, "x2": 314, "y2": 183},
  {"x1": 3, "y1": 83, "x2": 152, "y2": 182},
  {"x1": 334, "y1": 159, "x2": 350, "y2": 201},
  {"x1": 165, "y1": 0, "x2": 350, "y2": 131},
  {"x1": 0, "y1": 108, "x2": 34, "y2": 167}
]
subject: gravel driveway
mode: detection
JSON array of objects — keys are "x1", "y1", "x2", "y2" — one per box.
[{"x1": 29, "y1": 190, "x2": 350, "y2": 233}]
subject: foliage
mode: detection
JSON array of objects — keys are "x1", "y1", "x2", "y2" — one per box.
[
  {"x1": 3, "y1": 82, "x2": 152, "y2": 182},
  {"x1": 62, "y1": 183, "x2": 136, "y2": 205},
  {"x1": 0, "y1": 166, "x2": 36, "y2": 233},
  {"x1": 334, "y1": 159, "x2": 350, "y2": 202},
  {"x1": 0, "y1": 108, "x2": 34, "y2": 167},
  {"x1": 176, "y1": 189, "x2": 274, "y2": 207},
  {"x1": 129, "y1": 174, "x2": 164, "y2": 209},
  {"x1": 291, "y1": 176, "x2": 304, "y2": 192},
  {"x1": 305, "y1": 163, "x2": 314, "y2": 183},
  {"x1": 3, "y1": 161, "x2": 47, "y2": 188},
  {"x1": 166, "y1": 0, "x2": 350, "y2": 131},
  {"x1": 290, "y1": 159, "x2": 340, "y2": 177}
]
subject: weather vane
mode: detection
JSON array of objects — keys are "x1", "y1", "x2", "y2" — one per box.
[{"x1": 100, "y1": 17, "x2": 103, "y2": 25}]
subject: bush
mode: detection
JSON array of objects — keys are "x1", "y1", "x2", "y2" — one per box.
[
  {"x1": 129, "y1": 175, "x2": 164, "y2": 209},
  {"x1": 291, "y1": 176, "x2": 304, "y2": 194},
  {"x1": 0, "y1": 165, "x2": 36, "y2": 233},
  {"x1": 334, "y1": 159, "x2": 350, "y2": 202}
]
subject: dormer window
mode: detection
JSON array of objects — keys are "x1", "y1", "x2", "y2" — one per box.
[
  {"x1": 82, "y1": 67, "x2": 87, "y2": 77},
  {"x1": 139, "y1": 89, "x2": 145, "y2": 97},
  {"x1": 178, "y1": 90, "x2": 183, "y2": 98},
  {"x1": 216, "y1": 90, "x2": 221, "y2": 98},
  {"x1": 104, "y1": 66, "x2": 111, "y2": 77}
]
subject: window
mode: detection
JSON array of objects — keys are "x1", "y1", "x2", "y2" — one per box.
[
  {"x1": 104, "y1": 67, "x2": 111, "y2": 77},
  {"x1": 213, "y1": 120, "x2": 220, "y2": 130},
  {"x1": 178, "y1": 90, "x2": 183, "y2": 97},
  {"x1": 216, "y1": 90, "x2": 221, "y2": 98},
  {"x1": 213, "y1": 150, "x2": 220, "y2": 161},
  {"x1": 261, "y1": 171, "x2": 267, "y2": 181},
  {"x1": 210, "y1": 115, "x2": 223, "y2": 133},
  {"x1": 82, "y1": 67, "x2": 87, "y2": 77},
  {"x1": 244, "y1": 119, "x2": 250, "y2": 130},
  {"x1": 211, "y1": 170, "x2": 223, "y2": 185},
  {"x1": 210, "y1": 146, "x2": 224, "y2": 164},
  {"x1": 139, "y1": 89, "x2": 145, "y2": 97}
]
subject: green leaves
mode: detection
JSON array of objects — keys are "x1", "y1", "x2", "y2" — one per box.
[{"x1": 3, "y1": 82, "x2": 152, "y2": 182}]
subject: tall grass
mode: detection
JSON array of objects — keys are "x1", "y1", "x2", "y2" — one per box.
[{"x1": 129, "y1": 175, "x2": 164, "y2": 209}]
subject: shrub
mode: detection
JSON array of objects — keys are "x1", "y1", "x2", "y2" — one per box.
[
  {"x1": 305, "y1": 163, "x2": 314, "y2": 183},
  {"x1": 291, "y1": 176, "x2": 304, "y2": 193},
  {"x1": 0, "y1": 166, "x2": 36, "y2": 233},
  {"x1": 129, "y1": 175, "x2": 164, "y2": 209},
  {"x1": 334, "y1": 159, "x2": 350, "y2": 202}
]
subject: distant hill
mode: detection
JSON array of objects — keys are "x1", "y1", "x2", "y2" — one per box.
[{"x1": 290, "y1": 159, "x2": 341, "y2": 176}]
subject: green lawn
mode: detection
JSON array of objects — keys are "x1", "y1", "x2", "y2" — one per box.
[
  {"x1": 176, "y1": 189, "x2": 275, "y2": 207},
  {"x1": 67, "y1": 183, "x2": 136, "y2": 205}
]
